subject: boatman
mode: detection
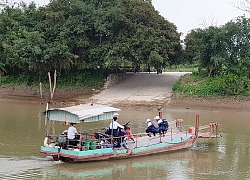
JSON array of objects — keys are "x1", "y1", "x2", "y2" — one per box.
[{"x1": 67, "y1": 123, "x2": 80, "y2": 147}]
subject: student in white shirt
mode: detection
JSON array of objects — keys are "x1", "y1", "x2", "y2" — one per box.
[{"x1": 109, "y1": 116, "x2": 124, "y2": 147}]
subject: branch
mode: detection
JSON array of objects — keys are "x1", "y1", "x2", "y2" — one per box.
[{"x1": 231, "y1": 0, "x2": 250, "y2": 13}]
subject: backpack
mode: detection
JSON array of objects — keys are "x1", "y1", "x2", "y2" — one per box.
[{"x1": 151, "y1": 120, "x2": 159, "y2": 128}]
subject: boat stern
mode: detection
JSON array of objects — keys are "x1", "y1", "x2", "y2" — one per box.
[{"x1": 40, "y1": 146, "x2": 60, "y2": 161}]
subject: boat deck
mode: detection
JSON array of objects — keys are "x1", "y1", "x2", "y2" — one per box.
[
  {"x1": 47, "y1": 128, "x2": 195, "y2": 151},
  {"x1": 120, "y1": 130, "x2": 193, "y2": 150}
]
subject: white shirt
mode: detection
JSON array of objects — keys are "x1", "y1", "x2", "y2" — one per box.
[
  {"x1": 158, "y1": 119, "x2": 163, "y2": 124},
  {"x1": 67, "y1": 126, "x2": 77, "y2": 139},
  {"x1": 147, "y1": 121, "x2": 152, "y2": 127},
  {"x1": 109, "y1": 121, "x2": 124, "y2": 129}
]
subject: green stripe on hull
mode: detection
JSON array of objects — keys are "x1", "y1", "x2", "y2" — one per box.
[
  {"x1": 41, "y1": 146, "x2": 59, "y2": 153},
  {"x1": 132, "y1": 142, "x2": 169, "y2": 153},
  {"x1": 60, "y1": 148, "x2": 114, "y2": 156}
]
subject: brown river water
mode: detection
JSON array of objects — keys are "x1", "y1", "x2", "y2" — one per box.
[{"x1": 0, "y1": 101, "x2": 250, "y2": 180}]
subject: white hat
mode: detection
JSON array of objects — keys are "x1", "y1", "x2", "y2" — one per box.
[
  {"x1": 146, "y1": 119, "x2": 151, "y2": 123},
  {"x1": 113, "y1": 113, "x2": 119, "y2": 117},
  {"x1": 154, "y1": 116, "x2": 160, "y2": 120}
]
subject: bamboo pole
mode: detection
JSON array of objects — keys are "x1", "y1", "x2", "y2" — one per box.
[
  {"x1": 39, "y1": 82, "x2": 43, "y2": 99},
  {"x1": 51, "y1": 70, "x2": 57, "y2": 99},
  {"x1": 45, "y1": 102, "x2": 49, "y2": 136},
  {"x1": 48, "y1": 70, "x2": 57, "y2": 135},
  {"x1": 48, "y1": 72, "x2": 52, "y2": 99},
  {"x1": 195, "y1": 115, "x2": 199, "y2": 137}
]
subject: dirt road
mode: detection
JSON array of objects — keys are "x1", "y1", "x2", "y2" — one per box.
[{"x1": 89, "y1": 72, "x2": 189, "y2": 106}]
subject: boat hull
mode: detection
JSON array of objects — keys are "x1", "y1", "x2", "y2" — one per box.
[{"x1": 40, "y1": 135, "x2": 197, "y2": 163}]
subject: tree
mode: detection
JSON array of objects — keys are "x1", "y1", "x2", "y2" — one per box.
[
  {"x1": 0, "y1": 0, "x2": 182, "y2": 81},
  {"x1": 184, "y1": 15, "x2": 250, "y2": 78}
]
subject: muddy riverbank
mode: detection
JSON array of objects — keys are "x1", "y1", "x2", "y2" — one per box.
[{"x1": 0, "y1": 72, "x2": 249, "y2": 112}]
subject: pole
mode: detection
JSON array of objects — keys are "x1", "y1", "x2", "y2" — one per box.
[
  {"x1": 158, "y1": 111, "x2": 162, "y2": 119},
  {"x1": 39, "y1": 82, "x2": 43, "y2": 99},
  {"x1": 195, "y1": 115, "x2": 199, "y2": 137},
  {"x1": 111, "y1": 119, "x2": 114, "y2": 149},
  {"x1": 48, "y1": 72, "x2": 52, "y2": 99},
  {"x1": 45, "y1": 102, "x2": 49, "y2": 136}
]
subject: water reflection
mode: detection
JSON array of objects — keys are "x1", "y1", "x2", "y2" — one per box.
[
  {"x1": 40, "y1": 149, "x2": 219, "y2": 180},
  {"x1": 0, "y1": 101, "x2": 250, "y2": 179}
]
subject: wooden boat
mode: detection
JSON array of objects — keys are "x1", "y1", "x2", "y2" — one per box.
[{"x1": 39, "y1": 103, "x2": 220, "y2": 163}]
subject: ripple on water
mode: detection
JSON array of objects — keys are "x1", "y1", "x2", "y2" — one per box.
[
  {"x1": 190, "y1": 138, "x2": 221, "y2": 152},
  {"x1": 0, "y1": 156, "x2": 62, "y2": 179}
]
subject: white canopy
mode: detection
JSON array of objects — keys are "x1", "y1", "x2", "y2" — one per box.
[{"x1": 40, "y1": 103, "x2": 120, "y2": 123}]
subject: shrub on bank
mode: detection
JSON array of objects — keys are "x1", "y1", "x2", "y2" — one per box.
[
  {"x1": 0, "y1": 70, "x2": 106, "y2": 92},
  {"x1": 173, "y1": 73, "x2": 250, "y2": 97}
]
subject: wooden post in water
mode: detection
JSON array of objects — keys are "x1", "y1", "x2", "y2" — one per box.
[
  {"x1": 39, "y1": 82, "x2": 43, "y2": 99},
  {"x1": 45, "y1": 102, "x2": 49, "y2": 136},
  {"x1": 158, "y1": 111, "x2": 162, "y2": 119},
  {"x1": 216, "y1": 123, "x2": 218, "y2": 139},
  {"x1": 210, "y1": 122, "x2": 215, "y2": 133},
  {"x1": 195, "y1": 115, "x2": 199, "y2": 137}
]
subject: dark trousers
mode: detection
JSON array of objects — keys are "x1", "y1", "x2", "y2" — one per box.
[
  {"x1": 67, "y1": 135, "x2": 80, "y2": 147},
  {"x1": 109, "y1": 129, "x2": 124, "y2": 147},
  {"x1": 146, "y1": 125, "x2": 159, "y2": 136}
]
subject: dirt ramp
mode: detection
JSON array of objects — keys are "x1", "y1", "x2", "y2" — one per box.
[{"x1": 91, "y1": 72, "x2": 189, "y2": 106}]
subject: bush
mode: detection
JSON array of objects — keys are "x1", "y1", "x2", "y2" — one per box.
[
  {"x1": 212, "y1": 74, "x2": 250, "y2": 95},
  {"x1": 0, "y1": 69, "x2": 107, "y2": 91},
  {"x1": 172, "y1": 73, "x2": 250, "y2": 97}
]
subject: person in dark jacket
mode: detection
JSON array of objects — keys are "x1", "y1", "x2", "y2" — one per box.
[
  {"x1": 146, "y1": 119, "x2": 159, "y2": 137},
  {"x1": 155, "y1": 116, "x2": 169, "y2": 135}
]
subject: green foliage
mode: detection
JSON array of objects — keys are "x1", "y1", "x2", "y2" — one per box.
[
  {"x1": 0, "y1": 70, "x2": 106, "y2": 91},
  {"x1": 172, "y1": 74, "x2": 216, "y2": 97},
  {"x1": 184, "y1": 16, "x2": 250, "y2": 78},
  {"x1": 165, "y1": 63, "x2": 198, "y2": 72},
  {"x1": 212, "y1": 74, "x2": 250, "y2": 95},
  {"x1": 173, "y1": 73, "x2": 250, "y2": 97},
  {"x1": 180, "y1": 16, "x2": 250, "y2": 98},
  {"x1": 0, "y1": 0, "x2": 182, "y2": 85},
  {"x1": 56, "y1": 71, "x2": 105, "y2": 91},
  {"x1": 0, "y1": 62, "x2": 6, "y2": 73},
  {"x1": 0, "y1": 74, "x2": 34, "y2": 88},
  {"x1": 3, "y1": 0, "x2": 250, "y2": 99}
]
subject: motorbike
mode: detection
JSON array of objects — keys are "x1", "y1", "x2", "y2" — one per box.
[
  {"x1": 156, "y1": 68, "x2": 162, "y2": 74},
  {"x1": 92, "y1": 121, "x2": 134, "y2": 149},
  {"x1": 92, "y1": 131, "x2": 113, "y2": 148}
]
